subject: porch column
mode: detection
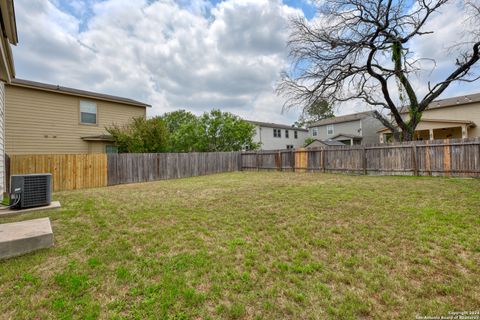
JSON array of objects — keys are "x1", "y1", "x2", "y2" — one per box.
[
  {"x1": 429, "y1": 129, "x2": 434, "y2": 141},
  {"x1": 350, "y1": 138, "x2": 353, "y2": 145},
  {"x1": 461, "y1": 125, "x2": 467, "y2": 139}
]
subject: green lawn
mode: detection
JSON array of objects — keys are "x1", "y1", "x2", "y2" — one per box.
[{"x1": 0, "y1": 172, "x2": 479, "y2": 319}]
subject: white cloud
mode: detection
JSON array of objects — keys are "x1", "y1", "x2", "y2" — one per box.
[
  {"x1": 12, "y1": 0, "x2": 304, "y2": 124},
  {"x1": 11, "y1": 0, "x2": 480, "y2": 122}
]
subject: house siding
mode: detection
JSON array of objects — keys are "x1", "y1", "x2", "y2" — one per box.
[
  {"x1": 310, "y1": 120, "x2": 362, "y2": 141},
  {"x1": 0, "y1": 81, "x2": 5, "y2": 199},
  {"x1": 403, "y1": 102, "x2": 480, "y2": 138},
  {"x1": 252, "y1": 126, "x2": 308, "y2": 150},
  {"x1": 5, "y1": 85, "x2": 146, "y2": 155},
  {"x1": 360, "y1": 116, "x2": 384, "y2": 144}
]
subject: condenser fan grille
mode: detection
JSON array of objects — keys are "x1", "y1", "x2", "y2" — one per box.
[
  {"x1": 10, "y1": 174, "x2": 52, "y2": 209},
  {"x1": 23, "y1": 175, "x2": 49, "y2": 207}
]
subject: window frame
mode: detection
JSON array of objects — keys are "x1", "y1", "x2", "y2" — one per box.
[
  {"x1": 285, "y1": 130, "x2": 289, "y2": 138},
  {"x1": 273, "y1": 128, "x2": 282, "y2": 138},
  {"x1": 327, "y1": 124, "x2": 334, "y2": 135},
  {"x1": 79, "y1": 100, "x2": 98, "y2": 126},
  {"x1": 294, "y1": 131, "x2": 298, "y2": 139},
  {"x1": 312, "y1": 128, "x2": 318, "y2": 137}
]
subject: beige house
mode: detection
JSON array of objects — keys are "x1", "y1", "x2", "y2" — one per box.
[
  {"x1": 0, "y1": 0, "x2": 18, "y2": 198},
  {"x1": 378, "y1": 93, "x2": 480, "y2": 143},
  {"x1": 6, "y1": 79, "x2": 150, "y2": 154}
]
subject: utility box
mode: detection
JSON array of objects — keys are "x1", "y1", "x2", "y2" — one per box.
[{"x1": 10, "y1": 174, "x2": 52, "y2": 209}]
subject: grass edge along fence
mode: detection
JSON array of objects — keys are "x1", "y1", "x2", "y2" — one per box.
[
  {"x1": 8, "y1": 152, "x2": 242, "y2": 191},
  {"x1": 241, "y1": 137, "x2": 480, "y2": 178}
]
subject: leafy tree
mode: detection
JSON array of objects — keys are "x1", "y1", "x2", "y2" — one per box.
[
  {"x1": 278, "y1": 0, "x2": 480, "y2": 141},
  {"x1": 106, "y1": 117, "x2": 169, "y2": 153},
  {"x1": 196, "y1": 110, "x2": 260, "y2": 152},
  {"x1": 108, "y1": 110, "x2": 259, "y2": 153},
  {"x1": 161, "y1": 110, "x2": 198, "y2": 133},
  {"x1": 161, "y1": 110, "x2": 200, "y2": 152},
  {"x1": 295, "y1": 99, "x2": 334, "y2": 127}
]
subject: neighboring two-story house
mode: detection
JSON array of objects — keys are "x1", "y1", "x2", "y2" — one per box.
[
  {"x1": 247, "y1": 120, "x2": 308, "y2": 150},
  {"x1": 307, "y1": 111, "x2": 383, "y2": 145},
  {"x1": 378, "y1": 93, "x2": 480, "y2": 143},
  {"x1": 5, "y1": 79, "x2": 150, "y2": 154}
]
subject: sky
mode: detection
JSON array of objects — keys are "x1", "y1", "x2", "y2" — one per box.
[{"x1": 11, "y1": 0, "x2": 480, "y2": 125}]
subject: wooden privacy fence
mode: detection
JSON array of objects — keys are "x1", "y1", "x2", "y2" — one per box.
[
  {"x1": 7, "y1": 138, "x2": 480, "y2": 191},
  {"x1": 107, "y1": 152, "x2": 241, "y2": 186},
  {"x1": 9, "y1": 154, "x2": 108, "y2": 191},
  {"x1": 8, "y1": 152, "x2": 242, "y2": 191},
  {"x1": 242, "y1": 138, "x2": 480, "y2": 177}
]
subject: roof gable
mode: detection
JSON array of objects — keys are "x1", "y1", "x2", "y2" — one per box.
[{"x1": 400, "y1": 92, "x2": 480, "y2": 114}]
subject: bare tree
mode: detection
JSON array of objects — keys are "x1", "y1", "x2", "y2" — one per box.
[{"x1": 277, "y1": 0, "x2": 480, "y2": 141}]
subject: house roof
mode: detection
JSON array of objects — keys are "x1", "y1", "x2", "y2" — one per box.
[
  {"x1": 1, "y1": 0, "x2": 18, "y2": 45},
  {"x1": 0, "y1": 0, "x2": 18, "y2": 82},
  {"x1": 331, "y1": 133, "x2": 363, "y2": 140},
  {"x1": 308, "y1": 111, "x2": 375, "y2": 127},
  {"x1": 305, "y1": 139, "x2": 346, "y2": 147},
  {"x1": 9, "y1": 78, "x2": 151, "y2": 108},
  {"x1": 400, "y1": 92, "x2": 480, "y2": 114},
  {"x1": 247, "y1": 120, "x2": 308, "y2": 131}
]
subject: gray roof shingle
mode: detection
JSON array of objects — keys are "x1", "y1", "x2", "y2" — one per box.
[{"x1": 10, "y1": 78, "x2": 151, "y2": 108}]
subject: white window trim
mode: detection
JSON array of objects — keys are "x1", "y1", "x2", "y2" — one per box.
[{"x1": 327, "y1": 125, "x2": 334, "y2": 136}]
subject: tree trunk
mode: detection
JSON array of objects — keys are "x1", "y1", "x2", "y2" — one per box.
[{"x1": 401, "y1": 124, "x2": 417, "y2": 141}]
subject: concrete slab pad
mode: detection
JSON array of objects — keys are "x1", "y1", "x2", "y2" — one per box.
[
  {"x1": 0, "y1": 218, "x2": 54, "y2": 260},
  {"x1": 0, "y1": 201, "x2": 61, "y2": 218}
]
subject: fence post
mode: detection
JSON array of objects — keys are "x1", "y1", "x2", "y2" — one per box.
[
  {"x1": 256, "y1": 152, "x2": 260, "y2": 171},
  {"x1": 477, "y1": 137, "x2": 480, "y2": 178},
  {"x1": 321, "y1": 148, "x2": 326, "y2": 173},
  {"x1": 362, "y1": 147, "x2": 367, "y2": 175},
  {"x1": 5, "y1": 154, "x2": 10, "y2": 195},
  {"x1": 443, "y1": 139, "x2": 451, "y2": 176},
  {"x1": 425, "y1": 141, "x2": 431, "y2": 176},
  {"x1": 412, "y1": 143, "x2": 418, "y2": 176},
  {"x1": 276, "y1": 150, "x2": 282, "y2": 171},
  {"x1": 291, "y1": 149, "x2": 295, "y2": 172}
]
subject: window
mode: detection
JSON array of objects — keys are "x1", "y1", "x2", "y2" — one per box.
[
  {"x1": 294, "y1": 131, "x2": 298, "y2": 139},
  {"x1": 286, "y1": 145, "x2": 294, "y2": 150},
  {"x1": 80, "y1": 100, "x2": 97, "y2": 124},
  {"x1": 273, "y1": 128, "x2": 282, "y2": 138},
  {"x1": 312, "y1": 128, "x2": 318, "y2": 136},
  {"x1": 105, "y1": 145, "x2": 118, "y2": 154},
  {"x1": 285, "y1": 130, "x2": 289, "y2": 138},
  {"x1": 327, "y1": 125, "x2": 334, "y2": 135}
]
